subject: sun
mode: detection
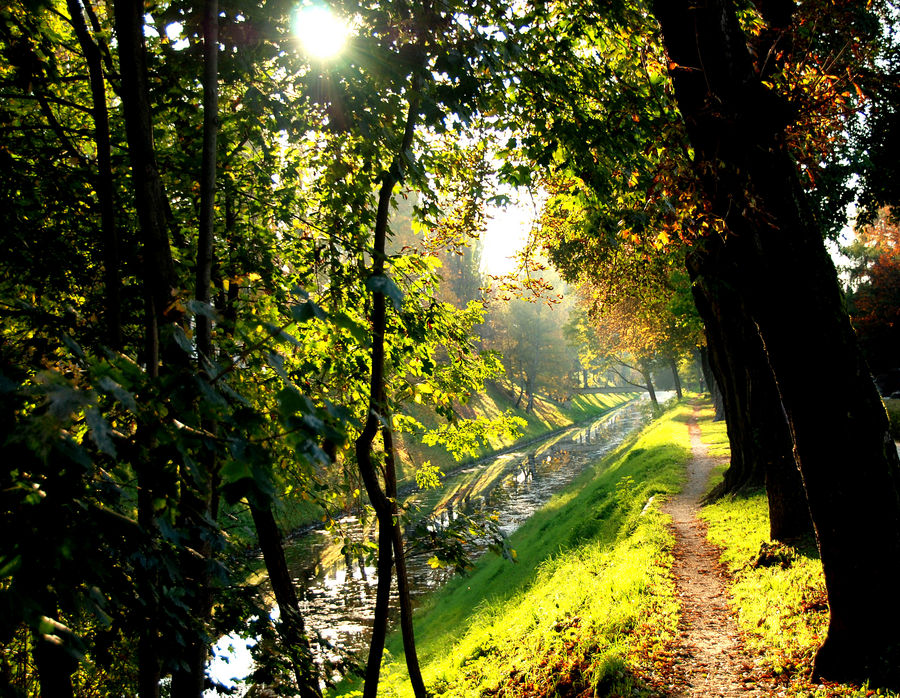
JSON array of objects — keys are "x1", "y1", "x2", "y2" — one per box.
[{"x1": 293, "y1": 5, "x2": 350, "y2": 60}]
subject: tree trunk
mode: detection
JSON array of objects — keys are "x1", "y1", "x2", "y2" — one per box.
[
  {"x1": 170, "y1": 4, "x2": 219, "y2": 694},
  {"x1": 354, "y1": 95, "x2": 425, "y2": 698},
  {"x1": 698, "y1": 346, "x2": 725, "y2": 420},
  {"x1": 250, "y1": 505, "x2": 322, "y2": 697},
  {"x1": 668, "y1": 357, "x2": 683, "y2": 400},
  {"x1": 382, "y1": 426, "x2": 427, "y2": 696},
  {"x1": 32, "y1": 606, "x2": 77, "y2": 698},
  {"x1": 654, "y1": 0, "x2": 900, "y2": 683},
  {"x1": 688, "y1": 250, "x2": 812, "y2": 540},
  {"x1": 693, "y1": 348, "x2": 706, "y2": 393},
  {"x1": 67, "y1": 0, "x2": 121, "y2": 349},
  {"x1": 113, "y1": 5, "x2": 187, "y2": 693},
  {"x1": 112, "y1": 0, "x2": 179, "y2": 332},
  {"x1": 638, "y1": 360, "x2": 659, "y2": 412}
]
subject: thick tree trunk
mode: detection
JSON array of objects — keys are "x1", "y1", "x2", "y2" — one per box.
[
  {"x1": 250, "y1": 505, "x2": 322, "y2": 697},
  {"x1": 689, "y1": 251, "x2": 812, "y2": 540},
  {"x1": 655, "y1": 0, "x2": 900, "y2": 683}
]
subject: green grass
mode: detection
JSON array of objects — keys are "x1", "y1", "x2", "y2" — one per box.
[
  {"x1": 696, "y1": 409, "x2": 900, "y2": 698},
  {"x1": 333, "y1": 402, "x2": 692, "y2": 697}
]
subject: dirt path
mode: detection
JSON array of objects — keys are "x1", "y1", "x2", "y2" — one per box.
[{"x1": 661, "y1": 406, "x2": 764, "y2": 697}]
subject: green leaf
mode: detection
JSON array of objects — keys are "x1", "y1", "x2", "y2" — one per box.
[
  {"x1": 333, "y1": 312, "x2": 370, "y2": 345},
  {"x1": 185, "y1": 300, "x2": 218, "y2": 320},
  {"x1": 172, "y1": 325, "x2": 194, "y2": 355},
  {"x1": 366, "y1": 274, "x2": 404, "y2": 310},
  {"x1": 278, "y1": 386, "x2": 314, "y2": 416},
  {"x1": 85, "y1": 407, "x2": 116, "y2": 457},
  {"x1": 220, "y1": 458, "x2": 253, "y2": 485},
  {"x1": 97, "y1": 376, "x2": 137, "y2": 413},
  {"x1": 291, "y1": 300, "x2": 327, "y2": 323}
]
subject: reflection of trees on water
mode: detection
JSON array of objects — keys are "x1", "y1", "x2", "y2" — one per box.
[{"x1": 282, "y1": 397, "x2": 655, "y2": 664}]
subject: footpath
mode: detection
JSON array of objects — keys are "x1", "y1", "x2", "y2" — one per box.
[{"x1": 662, "y1": 406, "x2": 769, "y2": 697}]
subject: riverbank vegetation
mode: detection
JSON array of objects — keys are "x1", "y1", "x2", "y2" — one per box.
[{"x1": 335, "y1": 401, "x2": 690, "y2": 696}]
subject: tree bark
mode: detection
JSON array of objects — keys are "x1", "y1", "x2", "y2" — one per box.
[
  {"x1": 67, "y1": 0, "x2": 121, "y2": 349},
  {"x1": 654, "y1": 0, "x2": 900, "y2": 683},
  {"x1": 32, "y1": 607, "x2": 77, "y2": 698},
  {"x1": 638, "y1": 360, "x2": 659, "y2": 412},
  {"x1": 250, "y1": 504, "x2": 322, "y2": 697},
  {"x1": 113, "y1": 5, "x2": 188, "y2": 693},
  {"x1": 112, "y1": 0, "x2": 179, "y2": 332},
  {"x1": 382, "y1": 426, "x2": 427, "y2": 696},
  {"x1": 668, "y1": 356, "x2": 683, "y2": 400},
  {"x1": 169, "y1": 4, "x2": 220, "y2": 695},
  {"x1": 354, "y1": 94, "x2": 426, "y2": 698},
  {"x1": 688, "y1": 249, "x2": 812, "y2": 540}
]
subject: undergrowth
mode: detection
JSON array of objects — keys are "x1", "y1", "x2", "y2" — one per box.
[{"x1": 335, "y1": 402, "x2": 692, "y2": 697}]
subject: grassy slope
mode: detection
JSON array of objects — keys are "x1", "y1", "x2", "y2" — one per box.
[
  {"x1": 334, "y1": 402, "x2": 692, "y2": 697},
  {"x1": 394, "y1": 385, "x2": 637, "y2": 483},
  {"x1": 696, "y1": 404, "x2": 900, "y2": 698}
]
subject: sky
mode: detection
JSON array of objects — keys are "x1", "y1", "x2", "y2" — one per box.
[{"x1": 480, "y1": 191, "x2": 541, "y2": 276}]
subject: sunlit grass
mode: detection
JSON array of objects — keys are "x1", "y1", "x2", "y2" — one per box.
[{"x1": 333, "y1": 403, "x2": 692, "y2": 696}]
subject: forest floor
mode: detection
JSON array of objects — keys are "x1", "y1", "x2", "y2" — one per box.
[{"x1": 661, "y1": 406, "x2": 772, "y2": 697}]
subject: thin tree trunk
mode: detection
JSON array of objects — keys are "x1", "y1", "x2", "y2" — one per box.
[
  {"x1": 170, "y1": 4, "x2": 219, "y2": 694},
  {"x1": 638, "y1": 360, "x2": 659, "y2": 412},
  {"x1": 112, "y1": 0, "x2": 179, "y2": 331},
  {"x1": 113, "y1": 5, "x2": 183, "y2": 694},
  {"x1": 668, "y1": 357, "x2": 683, "y2": 400},
  {"x1": 654, "y1": 0, "x2": 900, "y2": 682},
  {"x1": 67, "y1": 0, "x2": 121, "y2": 349},
  {"x1": 382, "y1": 426, "x2": 427, "y2": 695},
  {"x1": 195, "y1": 0, "x2": 217, "y2": 360},
  {"x1": 250, "y1": 505, "x2": 322, "y2": 697},
  {"x1": 32, "y1": 604, "x2": 77, "y2": 698},
  {"x1": 355, "y1": 94, "x2": 426, "y2": 698}
]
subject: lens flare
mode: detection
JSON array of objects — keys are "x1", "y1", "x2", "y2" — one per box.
[{"x1": 293, "y1": 6, "x2": 349, "y2": 59}]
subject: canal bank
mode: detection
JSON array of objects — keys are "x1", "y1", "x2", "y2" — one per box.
[{"x1": 208, "y1": 393, "x2": 663, "y2": 692}]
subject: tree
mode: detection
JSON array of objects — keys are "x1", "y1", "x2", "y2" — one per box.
[
  {"x1": 651, "y1": 0, "x2": 900, "y2": 683},
  {"x1": 845, "y1": 208, "x2": 900, "y2": 381}
]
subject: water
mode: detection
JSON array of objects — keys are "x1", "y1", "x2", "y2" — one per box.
[{"x1": 208, "y1": 394, "x2": 662, "y2": 689}]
